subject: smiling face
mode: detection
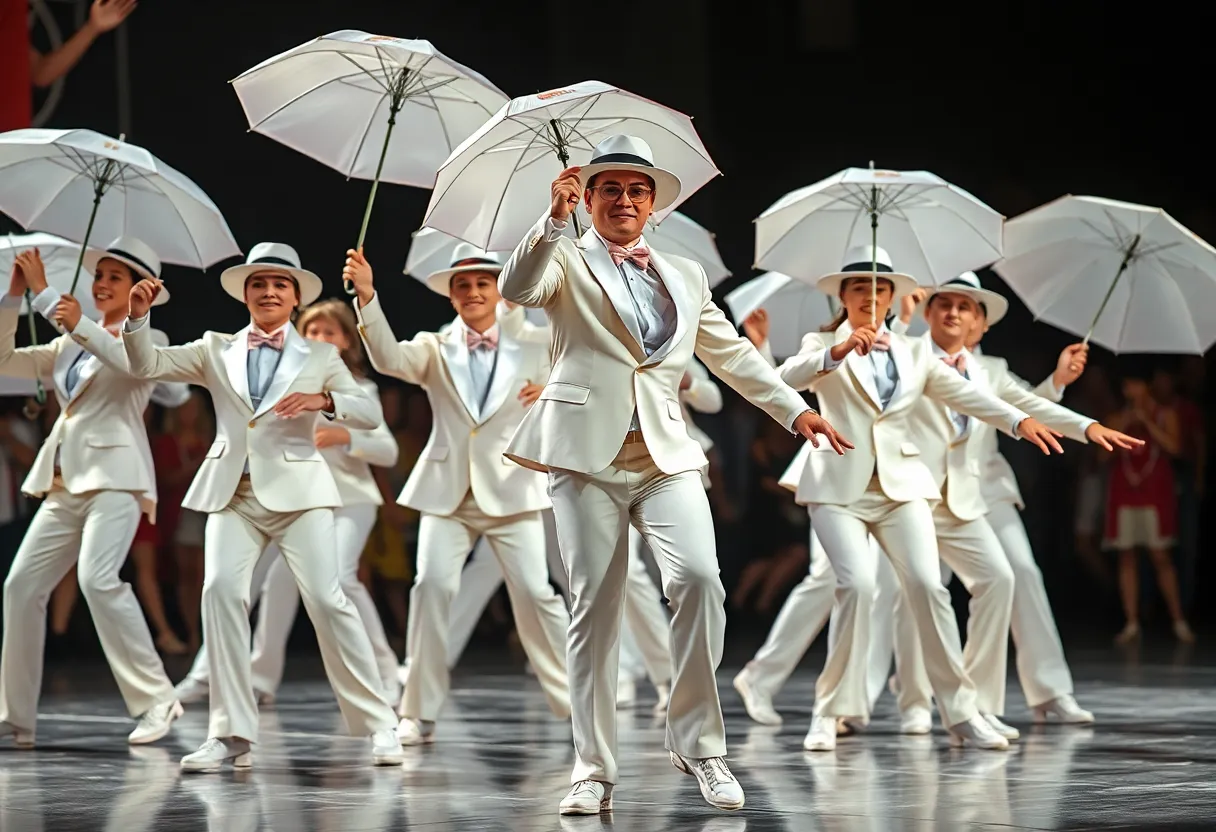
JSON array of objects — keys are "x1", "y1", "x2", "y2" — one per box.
[
  {"x1": 840, "y1": 276, "x2": 894, "y2": 328},
  {"x1": 449, "y1": 270, "x2": 501, "y2": 332},
  {"x1": 925, "y1": 291, "x2": 980, "y2": 351},
  {"x1": 244, "y1": 272, "x2": 300, "y2": 331},
  {"x1": 585, "y1": 170, "x2": 655, "y2": 246},
  {"x1": 93, "y1": 258, "x2": 138, "y2": 321}
]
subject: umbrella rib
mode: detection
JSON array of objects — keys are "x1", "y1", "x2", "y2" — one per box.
[
  {"x1": 247, "y1": 60, "x2": 389, "y2": 131},
  {"x1": 345, "y1": 86, "x2": 392, "y2": 180}
]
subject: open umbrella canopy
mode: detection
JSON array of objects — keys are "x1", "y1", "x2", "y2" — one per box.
[
  {"x1": 423, "y1": 81, "x2": 719, "y2": 251},
  {"x1": 993, "y1": 195, "x2": 1216, "y2": 354},
  {"x1": 0, "y1": 232, "x2": 97, "y2": 319},
  {"x1": 724, "y1": 271, "x2": 834, "y2": 358}
]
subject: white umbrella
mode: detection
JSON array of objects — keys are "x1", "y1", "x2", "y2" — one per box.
[
  {"x1": 231, "y1": 31, "x2": 509, "y2": 292},
  {"x1": 0, "y1": 233, "x2": 98, "y2": 320},
  {"x1": 0, "y1": 128, "x2": 240, "y2": 294},
  {"x1": 993, "y1": 195, "x2": 1216, "y2": 354},
  {"x1": 754, "y1": 163, "x2": 1003, "y2": 324},
  {"x1": 406, "y1": 209, "x2": 730, "y2": 286},
  {"x1": 724, "y1": 272, "x2": 834, "y2": 358},
  {"x1": 423, "y1": 80, "x2": 719, "y2": 251}
]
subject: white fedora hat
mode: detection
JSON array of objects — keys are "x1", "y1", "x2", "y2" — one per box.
[
  {"x1": 577, "y1": 135, "x2": 682, "y2": 212},
  {"x1": 220, "y1": 242, "x2": 322, "y2": 306},
  {"x1": 82, "y1": 236, "x2": 170, "y2": 306},
  {"x1": 815, "y1": 244, "x2": 919, "y2": 299},
  {"x1": 424, "y1": 243, "x2": 503, "y2": 297},
  {"x1": 923, "y1": 271, "x2": 1009, "y2": 325}
]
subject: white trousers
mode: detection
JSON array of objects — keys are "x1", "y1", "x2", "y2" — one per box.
[
  {"x1": 808, "y1": 479, "x2": 978, "y2": 728},
  {"x1": 0, "y1": 488, "x2": 174, "y2": 733},
  {"x1": 201, "y1": 480, "x2": 396, "y2": 742},
  {"x1": 894, "y1": 500, "x2": 1073, "y2": 711},
  {"x1": 746, "y1": 528, "x2": 893, "y2": 710},
  {"x1": 247, "y1": 504, "x2": 399, "y2": 700},
  {"x1": 549, "y1": 440, "x2": 724, "y2": 785},
  {"x1": 402, "y1": 495, "x2": 569, "y2": 722}
]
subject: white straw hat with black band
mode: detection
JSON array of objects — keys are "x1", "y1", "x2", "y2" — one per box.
[
  {"x1": 423, "y1": 243, "x2": 503, "y2": 297},
  {"x1": 82, "y1": 236, "x2": 170, "y2": 306},
  {"x1": 219, "y1": 242, "x2": 323, "y2": 306},
  {"x1": 577, "y1": 134, "x2": 682, "y2": 212},
  {"x1": 921, "y1": 271, "x2": 1009, "y2": 324},
  {"x1": 814, "y1": 243, "x2": 919, "y2": 299}
]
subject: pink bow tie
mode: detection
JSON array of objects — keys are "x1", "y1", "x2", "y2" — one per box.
[
  {"x1": 248, "y1": 329, "x2": 285, "y2": 351},
  {"x1": 870, "y1": 332, "x2": 892, "y2": 352},
  {"x1": 940, "y1": 352, "x2": 967, "y2": 373},
  {"x1": 466, "y1": 328, "x2": 498, "y2": 351},
  {"x1": 607, "y1": 242, "x2": 650, "y2": 271}
]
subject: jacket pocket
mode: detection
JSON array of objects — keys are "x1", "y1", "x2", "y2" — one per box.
[
  {"x1": 538, "y1": 382, "x2": 590, "y2": 405},
  {"x1": 205, "y1": 440, "x2": 226, "y2": 459},
  {"x1": 283, "y1": 444, "x2": 320, "y2": 462},
  {"x1": 86, "y1": 434, "x2": 130, "y2": 449},
  {"x1": 666, "y1": 399, "x2": 682, "y2": 420},
  {"x1": 900, "y1": 442, "x2": 920, "y2": 457}
]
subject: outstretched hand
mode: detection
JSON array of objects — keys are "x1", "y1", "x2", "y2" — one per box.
[
  {"x1": 1085, "y1": 423, "x2": 1144, "y2": 452},
  {"x1": 793, "y1": 410, "x2": 853, "y2": 455},
  {"x1": 1018, "y1": 417, "x2": 1065, "y2": 455}
]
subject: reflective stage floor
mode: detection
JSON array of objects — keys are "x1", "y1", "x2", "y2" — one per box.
[{"x1": 1, "y1": 643, "x2": 1213, "y2": 830}]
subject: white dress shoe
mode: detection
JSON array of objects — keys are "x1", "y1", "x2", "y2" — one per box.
[
  {"x1": 180, "y1": 737, "x2": 253, "y2": 773},
  {"x1": 900, "y1": 706, "x2": 933, "y2": 735},
  {"x1": 948, "y1": 715, "x2": 1009, "y2": 750},
  {"x1": 174, "y1": 677, "x2": 209, "y2": 704},
  {"x1": 371, "y1": 729, "x2": 404, "y2": 765},
  {"x1": 1, "y1": 720, "x2": 34, "y2": 748},
  {"x1": 128, "y1": 699, "x2": 183, "y2": 745},
  {"x1": 802, "y1": 715, "x2": 837, "y2": 751},
  {"x1": 559, "y1": 780, "x2": 613, "y2": 815},
  {"x1": 653, "y1": 682, "x2": 671, "y2": 715},
  {"x1": 396, "y1": 718, "x2": 435, "y2": 746},
  {"x1": 616, "y1": 676, "x2": 637, "y2": 708},
  {"x1": 1033, "y1": 694, "x2": 1095, "y2": 724},
  {"x1": 983, "y1": 714, "x2": 1020, "y2": 741},
  {"x1": 732, "y1": 669, "x2": 782, "y2": 727},
  {"x1": 670, "y1": 752, "x2": 745, "y2": 811}
]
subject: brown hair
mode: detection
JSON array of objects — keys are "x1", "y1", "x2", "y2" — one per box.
[
  {"x1": 820, "y1": 276, "x2": 897, "y2": 332},
  {"x1": 296, "y1": 299, "x2": 368, "y2": 377}
]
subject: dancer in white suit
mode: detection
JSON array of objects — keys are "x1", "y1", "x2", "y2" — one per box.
[
  {"x1": 0, "y1": 239, "x2": 189, "y2": 748},
  {"x1": 775, "y1": 244, "x2": 1070, "y2": 754},
  {"x1": 499, "y1": 134, "x2": 850, "y2": 814},
  {"x1": 884, "y1": 277, "x2": 1114, "y2": 728},
  {"x1": 344, "y1": 244, "x2": 570, "y2": 746},
  {"x1": 116, "y1": 242, "x2": 402, "y2": 772},
  {"x1": 166, "y1": 300, "x2": 402, "y2": 707}
]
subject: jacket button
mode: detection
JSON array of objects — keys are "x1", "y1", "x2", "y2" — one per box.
[
  {"x1": 248, "y1": 420, "x2": 256, "y2": 428},
  {"x1": 470, "y1": 428, "x2": 478, "y2": 436}
]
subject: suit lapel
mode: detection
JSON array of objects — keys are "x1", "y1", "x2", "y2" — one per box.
[
  {"x1": 254, "y1": 327, "x2": 310, "y2": 418},
  {"x1": 478, "y1": 332, "x2": 522, "y2": 423},
  {"x1": 223, "y1": 326, "x2": 254, "y2": 412},
  {"x1": 438, "y1": 324, "x2": 481, "y2": 422},
  {"x1": 641, "y1": 249, "x2": 691, "y2": 367},
  {"x1": 52, "y1": 339, "x2": 83, "y2": 402},
  {"x1": 839, "y1": 323, "x2": 883, "y2": 412},
  {"x1": 885, "y1": 333, "x2": 915, "y2": 412},
  {"x1": 575, "y1": 229, "x2": 645, "y2": 352}
]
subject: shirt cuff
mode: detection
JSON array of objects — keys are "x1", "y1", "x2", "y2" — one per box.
[
  {"x1": 30, "y1": 286, "x2": 61, "y2": 319},
  {"x1": 543, "y1": 217, "x2": 567, "y2": 241},
  {"x1": 785, "y1": 408, "x2": 811, "y2": 433},
  {"x1": 125, "y1": 314, "x2": 150, "y2": 332},
  {"x1": 822, "y1": 350, "x2": 843, "y2": 372}
]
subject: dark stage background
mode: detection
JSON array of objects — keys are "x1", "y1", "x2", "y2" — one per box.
[{"x1": 9, "y1": 0, "x2": 1214, "y2": 645}]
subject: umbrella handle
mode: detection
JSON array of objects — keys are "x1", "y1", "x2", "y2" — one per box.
[
  {"x1": 67, "y1": 165, "x2": 113, "y2": 297},
  {"x1": 1085, "y1": 234, "x2": 1140, "y2": 346},
  {"x1": 870, "y1": 190, "x2": 879, "y2": 328},
  {"x1": 547, "y1": 119, "x2": 584, "y2": 238},
  {"x1": 346, "y1": 96, "x2": 404, "y2": 297}
]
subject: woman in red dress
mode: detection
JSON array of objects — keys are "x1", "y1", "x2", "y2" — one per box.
[{"x1": 1104, "y1": 372, "x2": 1194, "y2": 644}]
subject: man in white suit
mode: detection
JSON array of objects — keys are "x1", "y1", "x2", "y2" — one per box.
[
  {"x1": 498, "y1": 133, "x2": 850, "y2": 815},
  {"x1": 118, "y1": 242, "x2": 402, "y2": 772},
  {"x1": 344, "y1": 244, "x2": 571, "y2": 746},
  {"x1": 0, "y1": 240, "x2": 189, "y2": 748}
]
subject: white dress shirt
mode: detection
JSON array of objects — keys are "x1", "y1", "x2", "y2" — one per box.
[
  {"x1": 545, "y1": 218, "x2": 678, "y2": 430},
  {"x1": 244, "y1": 322, "x2": 291, "y2": 473},
  {"x1": 461, "y1": 320, "x2": 500, "y2": 420},
  {"x1": 821, "y1": 324, "x2": 899, "y2": 410}
]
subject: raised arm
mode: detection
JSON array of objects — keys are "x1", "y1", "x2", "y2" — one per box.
[
  {"x1": 924, "y1": 359, "x2": 1029, "y2": 437},
  {"x1": 352, "y1": 293, "x2": 434, "y2": 385},
  {"x1": 320, "y1": 348, "x2": 382, "y2": 431},
  {"x1": 498, "y1": 212, "x2": 569, "y2": 308},
  {"x1": 776, "y1": 332, "x2": 834, "y2": 391},
  {"x1": 29, "y1": 285, "x2": 136, "y2": 376},
  {"x1": 122, "y1": 316, "x2": 208, "y2": 385},
  {"x1": 0, "y1": 295, "x2": 60, "y2": 380},
  {"x1": 680, "y1": 359, "x2": 722, "y2": 414}
]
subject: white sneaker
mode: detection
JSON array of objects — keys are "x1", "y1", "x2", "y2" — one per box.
[
  {"x1": 670, "y1": 752, "x2": 745, "y2": 811},
  {"x1": 732, "y1": 669, "x2": 782, "y2": 727},
  {"x1": 396, "y1": 718, "x2": 435, "y2": 746},
  {"x1": 128, "y1": 700, "x2": 183, "y2": 745},
  {"x1": 802, "y1": 715, "x2": 837, "y2": 751},
  {"x1": 559, "y1": 780, "x2": 613, "y2": 815},
  {"x1": 616, "y1": 676, "x2": 637, "y2": 708},
  {"x1": 180, "y1": 737, "x2": 253, "y2": 773},
  {"x1": 1033, "y1": 694, "x2": 1095, "y2": 724},
  {"x1": 948, "y1": 715, "x2": 1009, "y2": 750},
  {"x1": 653, "y1": 682, "x2": 671, "y2": 715},
  {"x1": 900, "y1": 706, "x2": 933, "y2": 735},
  {"x1": 371, "y1": 729, "x2": 404, "y2": 765},
  {"x1": 983, "y1": 714, "x2": 1020, "y2": 741},
  {"x1": 174, "y1": 677, "x2": 209, "y2": 704},
  {"x1": 1, "y1": 720, "x2": 34, "y2": 748}
]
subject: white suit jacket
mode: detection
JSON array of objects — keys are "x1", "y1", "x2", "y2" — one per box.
[
  {"x1": 324, "y1": 377, "x2": 398, "y2": 507},
  {"x1": 776, "y1": 322, "x2": 1029, "y2": 506},
  {"x1": 905, "y1": 334, "x2": 1093, "y2": 522},
  {"x1": 0, "y1": 299, "x2": 188, "y2": 520},
  {"x1": 119, "y1": 317, "x2": 381, "y2": 514},
  {"x1": 499, "y1": 214, "x2": 807, "y2": 475},
  {"x1": 355, "y1": 294, "x2": 551, "y2": 518},
  {"x1": 974, "y1": 354, "x2": 1069, "y2": 510}
]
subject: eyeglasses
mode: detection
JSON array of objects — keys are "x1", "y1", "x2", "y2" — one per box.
[{"x1": 589, "y1": 184, "x2": 654, "y2": 204}]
